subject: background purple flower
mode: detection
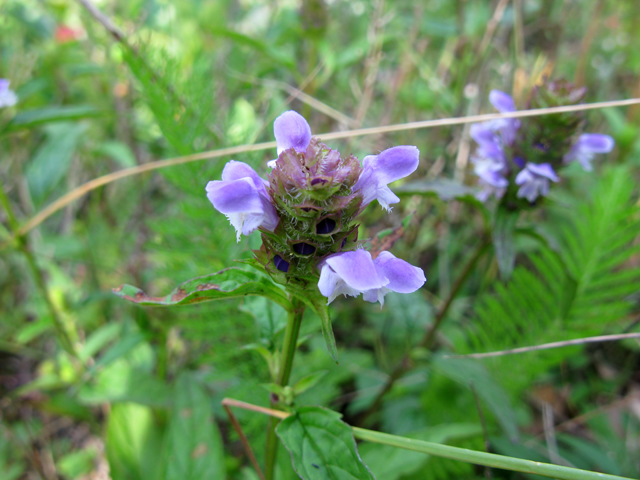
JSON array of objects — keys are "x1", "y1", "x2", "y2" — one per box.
[
  {"x1": 353, "y1": 145, "x2": 419, "y2": 211},
  {"x1": 318, "y1": 250, "x2": 387, "y2": 304},
  {"x1": 488, "y1": 89, "x2": 520, "y2": 146},
  {"x1": 0, "y1": 79, "x2": 18, "y2": 108},
  {"x1": 515, "y1": 163, "x2": 559, "y2": 203},
  {"x1": 362, "y1": 251, "x2": 426, "y2": 306},
  {"x1": 563, "y1": 134, "x2": 615, "y2": 171},
  {"x1": 206, "y1": 161, "x2": 278, "y2": 241}
]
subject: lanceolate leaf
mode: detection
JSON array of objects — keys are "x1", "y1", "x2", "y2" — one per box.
[
  {"x1": 276, "y1": 406, "x2": 376, "y2": 480},
  {"x1": 113, "y1": 268, "x2": 291, "y2": 309}
]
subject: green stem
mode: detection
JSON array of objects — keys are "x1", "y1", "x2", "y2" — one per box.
[
  {"x1": 0, "y1": 183, "x2": 78, "y2": 358},
  {"x1": 353, "y1": 427, "x2": 632, "y2": 480},
  {"x1": 264, "y1": 297, "x2": 305, "y2": 480}
]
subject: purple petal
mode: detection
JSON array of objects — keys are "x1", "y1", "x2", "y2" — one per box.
[
  {"x1": 489, "y1": 90, "x2": 516, "y2": 113},
  {"x1": 324, "y1": 250, "x2": 386, "y2": 291},
  {"x1": 514, "y1": 163, "x2": 558, "y2": 203},
  {"x1": 526, "y1": 163, "x2": 559, "y2": 182},
  {"x1": 206, "y1": 174, "x2": 278, "y2": 240},
  {"x1": 578, "y1": 134, "x2": 615, "y2": 153},
  {"x1": 373, "y1": 252, "x2": 426, "y2": 293},
  {"x1": 470, "y1": 123, "x2": 497, "y2": 147},
  {"x1": 353, "y1": 146, "x2": 419, "y2": 210},
  {"x1": 364, "y1": 146, "x2": 420, "y2": 185},
  {"x1": 206, "y1": 178, "x2": 264, "y2": 215},
  {"x1": 274, "y1": 111, "x2": 312, "y2": 155},
  {"x1": 563, "y1": 134, "x2": 614, "y2": 171},
  {"x1": 221, "y1": 160, "x2": 268, "y2": 190},
  {"x1": 0, "y1": 79, "x2": 17, "y2": 108},
  {"x1": 318, "y1": 250, "x2": 388, "y2": 304}
]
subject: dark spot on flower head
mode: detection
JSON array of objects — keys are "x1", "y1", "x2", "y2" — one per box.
[
  {"x1": 293, "y1": 242, "x2": 316, "y2": 256},
  {"x1": 316, "y1": 218, "x2": 336, "y2": 235},
  {"x1": 513, "y1": 156, "x2": 526, "y2": 169},
  {"x1": 310, "y1": 177, "x2": 327, "y2": 186},
  {"x1": 341, "y1": 238, "x2": 346, "y2": 248},
  {"x1": 273, "y1": 255, "x2": 290, "y2": 273},
  {"x1": 301, "y1": 207, "x2": 313, "y2": 212}
]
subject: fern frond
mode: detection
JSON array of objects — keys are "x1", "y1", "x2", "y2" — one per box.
[{"x1": 460, "y1": 166, "x2": 640, "y2": 391}]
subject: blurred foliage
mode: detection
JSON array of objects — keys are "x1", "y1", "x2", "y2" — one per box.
[{"x1": 1, "y1": 0, "x2": 640, "y2": 479}]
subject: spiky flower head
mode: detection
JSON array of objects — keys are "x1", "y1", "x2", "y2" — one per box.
[
  {"x1": 470, "y1": 81, "x2": 614, "y2": 206},
  {"x1": 206, "y1": 111, "x2": 426, "y2": 305}
]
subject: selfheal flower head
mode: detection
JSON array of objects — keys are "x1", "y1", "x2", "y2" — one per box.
[
  {"x1": 0, "y1": 79, "x2": 18, "y2": 108},
  {"x1": 206, "y1": 110, "x2": 423, "y2": 306},
  {"x1": 563, "y1": 134, "x2": 614, "y2": 172},
  {"x1": 515, "y1": 163, "x2": 559, "y2": 203},
  {"x1": 206, "y1": 161, "x2": 279, "y2": 241},
  {"x1": 352, "y1": 145, "x2": 419, "y2": 211}
]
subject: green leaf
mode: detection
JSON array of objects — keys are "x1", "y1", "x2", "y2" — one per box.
[
  {"x1": 3, "y1": 105, "x2": 100, "y2": 132},
  {"x1": 57, "y1": 448, "x2": 97, "y2": 479},
  {"x1": 79, "y1": 362, "x2": 172, "y2": 407},
  {"x1": 430, "y1": 354, "x2": 519, "y2": 441},
  {"x1": 276, "y1": 405, "x2": 376, "y2": 480},
  {"x1": 294, "y1": 292, "x2": 338, "y2": 363},
  {"x1": 96, "y1": 140, "x2": 137, "y2": 168},
  {"x1": 292, "y1": 371, "x2": 328, "y2": 396},
  {"x1": 492, "y1": 206, "x2": 519, "y2": 279},
  {"x1": 208, "y1": 27, "x2": 296, "y2": 71},
  {"x1": 239, "y1": 296, "x2": 287, "y2": 344},
  {"x1": 113, "y1": 267, "x2": 291, "y2": 310},
  {"x1": 105, "y1": 403, "x2": 164, "y2": 480},
  {"x1": 162, "y1": 372, "x2": 226, "y2": 480},
  {"x1": 25, "y1": 123, "x2": 86, "y2": 204}
]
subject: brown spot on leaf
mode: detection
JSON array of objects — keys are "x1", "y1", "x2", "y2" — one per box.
[
  {"x1": 171, "y1": 288, "x2": 188, "y2": 302},
  {"x1": 181, "y1": 408, "x2": 192, "y2": 418},
  {"x1": 191, "y1": 443, "x2": 208, "y2": 459},
  {"x1": 196, "y1": 283, "x2": 220, "y2": 291}
]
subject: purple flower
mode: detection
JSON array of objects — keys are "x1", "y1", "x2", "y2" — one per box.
[
  {"x1": 0, "y1": 79, "x2": 17, "y2": 108},
  {"x1": 488, "y1": 90, "x2": 520, "y2": 146},
  {"x1": 470, "y1": 91, "x2": 521, "y2": 201},
  {"x1": 318, "y1": 249, "x2": 425, "y2": 306},
  {"x1": 267, "y1": 111, "x2": 312, "y2": 168},
  {"x1": 206, "y1": 161, "x2": 279, "y2": 241},
  {"x1": 563, "y1": 134, "x2": 614, "y2": 172},
  {"x1": 515, "y1": 163, "x2": 559, "y2": 203},
  {"x1": 352, "y1": 146, "x2": 420, "y2": 211},
  {"x1": 318, "y1": 250, "x2": 386, "y2": 304},
  {"x1": 362, "y1": 251, "x2": 426, "y2": 306}
]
